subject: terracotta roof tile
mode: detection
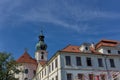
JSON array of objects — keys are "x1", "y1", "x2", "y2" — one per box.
[
  {"x1": 61, "y1": 45, "x2": 80, "y2": 53},
  {"x1": 90, "y1": 46, "x2": 96, "y2": 53},
  {"x1": 60, "y1": 45, "x2": 101, "y2": 54},
  {"x1": 17, "y1": 51, "x2": 37, "y2": 65},
  {"x1": 39, "y1": 61, "x2": 47, "y2": 66},
  {"x1": 96, "y1": 39, "x2": 119, "y2": 49},
  {"x1": 61, "y1": 45, "x2": 102, "y2": 54},
  {"x1": 60, "y1": 39, "x2": 120, "y2": 55},
  {"x1": 90, "y1": 47, "x2": 102, "y2": 54}
]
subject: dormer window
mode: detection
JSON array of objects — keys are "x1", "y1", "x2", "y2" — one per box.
[
  {"x1": 118, "y1": 51, "x2": 120, "y2": 54},
  {"x1": 107, "y1": 50, "x2": 111, "y2": 53},
  {"x1": 85, "y1": 47, "x2": 88, "y2": 50}
]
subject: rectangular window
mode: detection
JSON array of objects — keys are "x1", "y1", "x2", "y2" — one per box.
[
  {"x1": 52, "y1": 62, "x2": 54, "y2": 71},
  {"x1": 118, "y1": 51, "x2": 120, "y2": 54},
  {"x1": 42, "y1": 71, "x2": 43, "y2": 78},
  {"x1": 76, "y1": 57, "x2": 82, "y2": 66},
  {"x1": 78, "y1": 74, "x2": 84, "y2": 80},
  {"x1": 52, "y1": 78, "x2": 54, "y2": 80},
  {"x1": 109, "y1": 59, "x2": 115, "y2": 67},
  {"x1": 100, "y1": 74, "x2": 106, "y2": 80},
  {"x1": 55, "y1": 59, "x2": 58, "y2": 68},
  {"x1": 39, "y1": 73, "x2": 41, "y2": 79},
  {"x1": 67, "y1": 73, "x2": 72, "y2": 80},
  {"x1": 65, "y1": 56, "x2": 71, "y2": 66},
  {"x1": 89, "y1": 74, "x2": 94, "y2": 80},
  {"x1": 45, "y1": 68, "x2": 46, "y2": 75},
  {"x1": 96, "y1": 76, "x2": 100, "y2": 80},
  {"x1": 86, "y1": 57, "x2": 92, "y2": 66},
  {"x1": 107, "y1": 50, "x2": 111, "y2": 53},
  {"x1": 56, "y1": 75, "x2": 58, "y2": 80},
  {"x1": 49, "y1": 65, "x2": 51, "y2": 73},
  {"x1": 98, "y1": 58, "x2": 103, "y2": 67}
]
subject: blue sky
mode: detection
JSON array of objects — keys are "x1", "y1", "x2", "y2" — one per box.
[{"x1": 0, "y1": 0, "x2": 120, "y2": 59}]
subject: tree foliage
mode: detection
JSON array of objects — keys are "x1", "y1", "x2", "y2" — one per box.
[{"x1": 0, "y1": 52, "x2": 20, "y2": 80}]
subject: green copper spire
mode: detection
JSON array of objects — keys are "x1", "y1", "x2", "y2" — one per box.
[{"x1": 36, "y1": 31, "x2": 47, "y2": 51}]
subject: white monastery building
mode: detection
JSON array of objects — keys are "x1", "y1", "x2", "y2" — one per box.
[{"x1": 15, "y1": 33, "x2": 120, "y2": 80}]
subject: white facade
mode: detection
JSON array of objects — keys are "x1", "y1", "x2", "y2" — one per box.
[
  {"x1": 98, "y1": 46, "x2": 120, "y2": 55},
  {"x1": 32, "y1": 40, "x2": 120, "y2": 80},
  {"x1": 60, "y1": 52, "x2": 120, "y2": 80},
  {"x1": 34, "y1": 54, "x2": 61, "y2": 80},
  {"x1": 35, "y1": 50, "x2": 48, "y2": 63}
]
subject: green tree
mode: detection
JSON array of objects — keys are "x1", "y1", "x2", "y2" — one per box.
[{"x1": 0, "y1": 52, "x2": 20, "y2": 80}]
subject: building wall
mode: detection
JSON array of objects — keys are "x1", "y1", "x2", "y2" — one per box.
[
  {"x1": 33, "y1": 51, "x2": 120, "y2": 80},
  {"x1": 32, "y1": 44, "x2": 120, "y2": 80},
  {"x1": 32, "y1": 54, "x2": 62, "y2": 80},
  {"x1": 60, "y1": 52, "x2": 120, "y2": 80},
  {"x1": 15, "y1": 63, "x2": 37, "y2": 80},
  {"x1": 98, "y1": 46, "x2": 120, "y2": 55}
]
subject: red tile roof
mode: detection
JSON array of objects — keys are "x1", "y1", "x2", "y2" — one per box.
[
  {"x1": 39, "y1": 61, "x2": 47, "y2": 66},
  {"x1": 90, "y1": 46, "x2": 101, "y2": 54},
  {"x1": 61, "y1": 39, "x2": 120, "y2": 54},
  {"x1": 17, "y1": 51, "x2": 37, "y2": 65},
  {"x1": 61, "y1": 45, "x2": 101, "y2": 54},
  {"x1": 61, "y1": 45, "x2": 80, "y2": 53},
  {"x1": 95, "y1": 39, "x2": 119, "y2": 49}
]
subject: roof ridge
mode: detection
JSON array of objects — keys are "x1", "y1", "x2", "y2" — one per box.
[
  {"x1": 17, "y1": 51, "x2": 37, "y2": 65},
  {"x1": 60, "y1": 44, "x2": 71, "y2": 51}
]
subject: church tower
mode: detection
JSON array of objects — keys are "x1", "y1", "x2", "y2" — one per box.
[{"x1": 35, "y1": 31, "x2": 48, "y2": 63}]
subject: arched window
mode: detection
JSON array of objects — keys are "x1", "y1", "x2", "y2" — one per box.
[
  {"x1": 24, "y1": 78, "x2": 28, "y2": 80},
  {"x1": 41, "y1": 52, "x2": 44, "y2": 59},
  {"x1": 85, "y1": 47, "x2": 88, "y2": 50},
  {"x1": 25, "y1": 69, "x2": 28, "y2": 74}
]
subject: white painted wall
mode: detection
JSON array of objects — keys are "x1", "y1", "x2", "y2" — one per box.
[
  {"x1": 32, "y1": 46, "x2": 120, "y2": 80},
  {"x1": 79, "y1": 45, "x2": 91, "y2": 53},
  {"x1": 35, "y1": 50, "x2": 48, "y2": 62},
  {"x1": 98, "y1": 46, "x2": 120, "y2": 55},
  {"x1": 60, "y1": 52, "x2": 120, "y2": 80},
  {"x1": 33, "y1": 54, "x2": 62, "y2": 80}
]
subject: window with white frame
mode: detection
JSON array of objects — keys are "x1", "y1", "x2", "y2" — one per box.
[
  {"x1": 55, "y1": 59, "x2": 58, "y2": 68},
  {"x1": 49, "y1": 65, "x2": 51, "y2": 73},
  {"x1": 52, "y1": 62, "x2": 54, "y2": 71}
]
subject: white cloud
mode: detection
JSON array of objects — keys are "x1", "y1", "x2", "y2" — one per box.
[{"x1": 0, "y1": 0, "x2": 120, "y2": 34}]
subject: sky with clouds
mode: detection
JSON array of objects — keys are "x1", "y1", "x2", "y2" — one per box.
[{"x1": 0, "y1": 0, "x2": 120, "y2": 59}]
